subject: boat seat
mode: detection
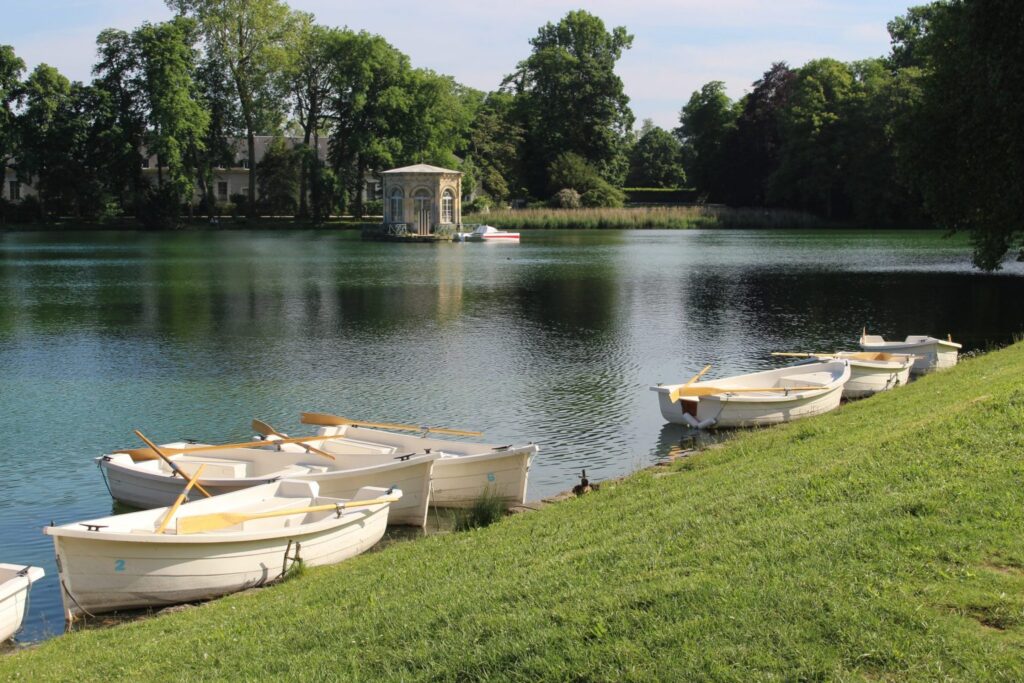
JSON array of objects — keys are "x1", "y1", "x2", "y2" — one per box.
[
  {"x1": 173, "y1": 459, "x2": 249, "y2": 479},
  {"x1": 777, "y1": 372, "x2": 833, "y2": 388}
]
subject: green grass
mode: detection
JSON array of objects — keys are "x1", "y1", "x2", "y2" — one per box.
[
  {"x1": 5, "y1": 344, "x2": 1024, "y2": 680},
  {"x1": 466, "y1": 205, "x2": 835, "y2": 230},
  {"x1": 452, "y1": 488, "x2": 508, "y2": 531}
]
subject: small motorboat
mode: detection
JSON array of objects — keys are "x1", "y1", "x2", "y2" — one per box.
[
  {"x1": 774, "y1": 351, "x2": 915, "y2": 399},
  {"x1": 464, "y1": 225, "x2": 520, "y2": 242},
  {"x1": 858, "y1": 331, "x2": 961, "y2": 374},
  {"x1": 45, "y1": 480, "x2": 399, "y2": 619},
  {"x1": 100, "y1": 428, "x2": 437, "y2": 527},
  {"x1": 651, "y1": 360, "x2": 851, "y2": 429},
  {"x1": 0, "y1": 564, "x2": 44, "y2": 642},
  {"x1": 297, "y1": 413, "x2": 537, "y2": 509}
]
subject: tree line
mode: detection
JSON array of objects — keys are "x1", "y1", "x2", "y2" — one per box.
[{"x1": 0, "y1": 0, "x2": 1019, "y2": 268}]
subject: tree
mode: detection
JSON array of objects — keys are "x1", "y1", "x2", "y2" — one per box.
[
  {"x1": 720, "y1": 62, "x2": 796, "y2": 206},
  {"x1": 676, "y1": 81, "x2": 737, "y2": 200},
  {"x1": 467, "y1": 91, "x2": 524, "y2": 202},
  {"x1": 0, "y1": 45, "x2": 25, "y2": 167},
  {"x1": 256, "y1": 136, "x2": 299, "y2": 214},
  {"x1": 627, "y1": 121, "x2": 685, "y2": 188},
  {"x1": 548, "y1": 151, "x2": 625, "y2": 206},
  {"x1": 326, "y1": 30, "x2": 413, "y2": 217},
  {"x1": 16, "y1": 64, "x2": 71, "y2": 219},
  {"x1": 768, "y1": 59, "x2": 853, "y2": 217},
  {"x1": 284, "y1": 14, "x2": 334, "y2": 219},
  {"x1": 169, "y1": 0, "x2": 292, "y2": 217},
  {"x1": 889, "y1": 0, "x2": 1024, "y2": 269},
  {"x1": 506, "y1": 10, "x2": 634, "y2": 196},
  {"x1": 134, "y1": 18, "x2": 209, "y2": 224}
]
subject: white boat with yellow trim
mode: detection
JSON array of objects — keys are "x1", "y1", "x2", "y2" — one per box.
[
  {"x1": 858, "y1": 332, "x2": 961, "y2": 374},
  {"x1": 776, "y1": 351, "x2": 915, "y2": 399},
  {"x1": 45, "y1": 480, "x2": 398, "y2": 619},
  {"x1": 296, "y1": 413, "x2": 537, "y2": 509},
  {"x1": 98, "y1": 433, "x2": 436, "y2": 527},
  {"x1": 0, "y1": 564, "x2": 44, "y2": 642},
  {"x1": 651, "y1": 360, "x2": 850, "y2": 429}
]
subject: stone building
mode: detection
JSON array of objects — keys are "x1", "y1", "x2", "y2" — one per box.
[{"x1": 381, "y1": 164, "x2": 462, "y2": 236}]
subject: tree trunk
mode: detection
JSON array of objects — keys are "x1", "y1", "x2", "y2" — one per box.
[
  {"x1": 247, "y1": 129, "x2": 257, "y2": 218},
  {"x1": 298, "y1": 110, "x2": 312, "y2": 219},
  {"x1": 353, "y1": 155, "x2": 366, "y2": 219}
]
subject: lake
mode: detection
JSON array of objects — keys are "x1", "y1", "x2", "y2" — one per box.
[{"x1": 2, "y1": 228, "x2": 1023, "y2": 643}]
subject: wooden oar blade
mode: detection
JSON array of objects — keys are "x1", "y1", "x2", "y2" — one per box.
[
  {"x1": 112, "y1": 447, "x2": 159, "y2": 461},
  {"x1": 669, "y1": 364, "x2": 713, "y2": 403},
  {"x1": 251, "y1": 419, "x2": 275, "y2": 436},
  {"x1": 301, "y1": 412, "x2": 350, "y2": 427}
]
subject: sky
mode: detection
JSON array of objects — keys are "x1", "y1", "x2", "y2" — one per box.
[{"x1": 1, "y1": 0, "x2": 913, "y2": 130}]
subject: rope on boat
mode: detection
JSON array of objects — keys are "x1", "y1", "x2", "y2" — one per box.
[
  {"x1": 60, "y1": 576, "x2": 95, "y2": 624},
  {"x1": 97, "y1": 458, "x2": 114, "y2": 499}
]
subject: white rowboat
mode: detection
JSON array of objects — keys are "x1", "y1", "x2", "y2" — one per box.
[
  {"x1": 0, "y1": 564, "x2": 44, "y2": 642},
  {"x1": 45, "y1": 481, "x2": 398, "y2": 619},
  {"x1": 294, "y1": 422, "x2": 536, "y2": 509},
  {"x1": 789, "y1": 352, "x2": 915, "y2": 399},
  {"x1": 98, "y1": 444, "x2": 436, "y2": 527},
  {"x1": 651, "y1": 360, "x2": 851, "y2": 428},
  {"x1": 859, "y1": 333, "x2": 961, "y2": 374}
]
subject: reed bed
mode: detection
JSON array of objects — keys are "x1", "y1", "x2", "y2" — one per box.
[{"x1": 465, "y1": 205, "x2": 832, "y2": 230}]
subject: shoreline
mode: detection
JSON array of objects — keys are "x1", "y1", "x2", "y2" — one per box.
[{"x1": 3, "y1": 341, "x2": 1022, "y2": 678}]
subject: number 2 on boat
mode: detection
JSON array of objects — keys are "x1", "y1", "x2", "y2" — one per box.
[{"x1": 114, "y1": 559, "x2": 125, "y2": 572}]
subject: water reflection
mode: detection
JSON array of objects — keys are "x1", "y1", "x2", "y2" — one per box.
[{"x1": 1, "y1": 228, "x2": 1023, "y2": 642}]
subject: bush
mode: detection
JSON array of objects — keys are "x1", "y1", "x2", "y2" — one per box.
[
  {"x1": 230, "y1": 193, "x2": 249, "y2": 217},
  {"x1": 467, "y1": 195, "x2": 493, "y2": 213},
  {"x1": 581, "y1": 183, "x2": 625, "y2": 208},
  {"x1": 550, "y1": 188, "x2": 582, "y2": 209},
  {"x1": 363, "y1": 200, "x2": 383, "y2": 216}
]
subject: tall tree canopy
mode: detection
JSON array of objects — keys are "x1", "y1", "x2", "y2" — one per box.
[
  {"x1": 0, "y1": 45, "x2": 25, "y2": 166},
  {"x1": 890, "y1": 0, "x2": 1024, "y2": 270},
  {"x1": 169, "y1": 0, "x2": 292, "y2": 216},
  {"x1": 506, "y1": 10, "x2": 634, "y2": 198},
  {"x1": 676, "y1": 81, "x2": 737, "y2": 200},
  {"x1": 627, "y1": 121, "x2": 685, "y2": 188}
]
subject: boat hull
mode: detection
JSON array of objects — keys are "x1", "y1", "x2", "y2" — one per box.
[
  {"x1": 859, "y1": 336, "x2": 960, "y2": 375},
  {"x1": 652, "y1": 361, "x2": 850, "y2": 429},
  {"x1": 47, "y1": 485, "x2": 392, "y2": 619},
  {"x1": 841, "y1": 358, "x2": 913, "y2": 399},
  {"x1": 430, "y1": 447, "x2": 534, "y2": 508},
  {"x1": 0, "y1": 565, "x2": 44, "y2": 642},
  {"x1": 99, "y1": 451, "x2": 436, "y2": 527}
]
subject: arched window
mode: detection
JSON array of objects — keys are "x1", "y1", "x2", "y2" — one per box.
[
  {"x1": 441, "y1": 189, "x2": 454, "y2": 224},
  {"x1": 389, "y1": 187, "x2": 404, "y2": 222}
]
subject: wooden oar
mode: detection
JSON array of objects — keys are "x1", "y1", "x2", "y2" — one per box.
[
  {"x1": 134, "y1": 431, "x2": 213, "y2": 498},
  {"x1": 771, "y1": 352, "x2": 834, "y2": 358},
  {"x1": 300, "y1": 412, "x2": 483, "y2": 437},
  {"x1": 669, "y1": 364, "x2": 712, "y2": 403},
  {"x1": 176, "y1": 495, "x2": 400, "y2": 534},
  {"x1": 114, "y1": 432, "x2": 358, "y2": 461},
  {"x1": 678, "y1": 385, "x2": 825, "y2": 397},
  {"x1": 251, "y1": 419, "x2": 335, "y2": 461},
  {"x1": 155, "y1": 464, "x2": 207, "y2": 534}
]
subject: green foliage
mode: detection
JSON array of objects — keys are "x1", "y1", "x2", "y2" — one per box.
[
  {"x1": 0, "y1": 45, "x2": 25, "y2": 164},
  {"x1": 505, "y1": 10, "x2": 634, "y2": 196},
  {"x1": 466, "y1": 91, "x2": 522, "y2": 202},
  {"x1": 255, "y1": 137, "x2": 299, "y2": 215},
  {"x1": 889, "y1": 0, "x2": 1024, "y2": 270},
  {"x1": 362, "y1": 199, "x2": 383, "y2": 216},
  {"x1": 580, "y1": 184, "x2": 625, "y2": 208},
  {"x1": 469, "y1": 205, "x2": 827, "y2": 230},
  {"x1": 452, "y1": 488, "x2": 507, "y2": 531},
  {"x1": 627, "y1": 120, "x2": 686, "y2": 188},
  {"x1": 171, "y1": 0, "x2": 293, "y2": 215},
  {"x1": 6, "y1": 343, "x2": 1024, "y2": 679},
  {"x1": 676, "y1": 81, "x2": 737, "y2": 200},
  {"x1": 550, "y1": 188, "x2": 582, "y2": 209}
]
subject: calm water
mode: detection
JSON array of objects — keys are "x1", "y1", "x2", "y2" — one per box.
[{"x1": 2, "y1": 228, "x2": 1023, "y2": 642}]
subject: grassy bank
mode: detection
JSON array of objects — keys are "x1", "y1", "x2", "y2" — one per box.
[
  {"x1": 5, "y1": 345, "x2": 1024, "y2": 680},
  {"x1": 466, "y1": 205, "x2": 838, "y2": 230}
]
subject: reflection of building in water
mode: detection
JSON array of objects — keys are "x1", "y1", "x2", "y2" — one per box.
[{"x1": 434, "y1": 250, "x2": 465, "y2": 322}]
